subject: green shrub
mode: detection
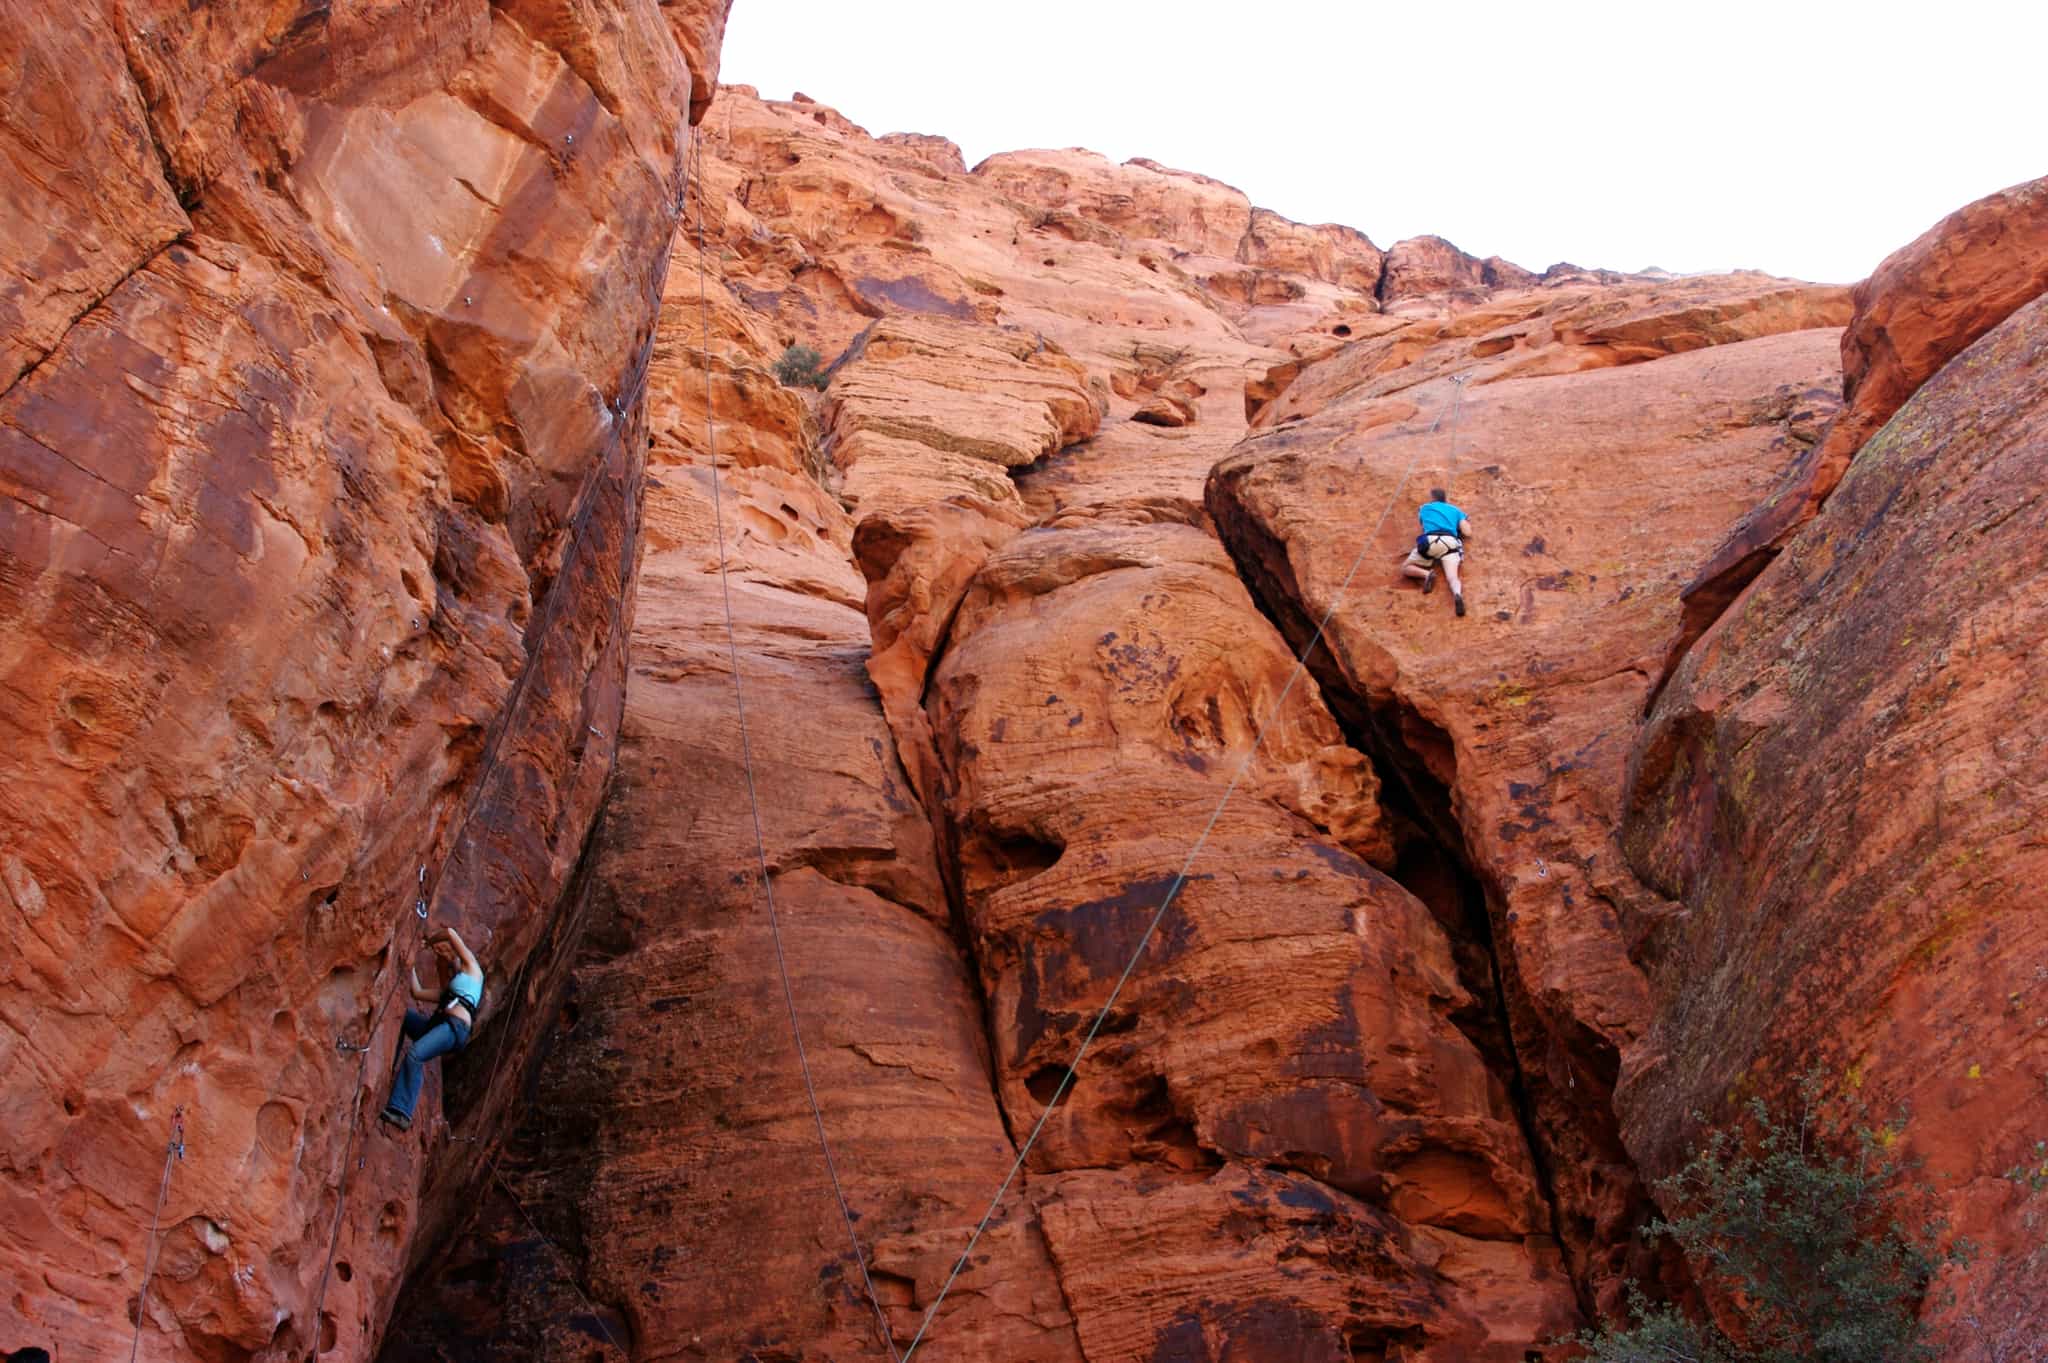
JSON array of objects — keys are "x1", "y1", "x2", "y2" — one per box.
[
  {"x1": 1576, "y1": 1083, "x2": 1968, "y2": 1363},
  {"x1": 772, "y1": 344, "x2": 828, "y2": 391}
]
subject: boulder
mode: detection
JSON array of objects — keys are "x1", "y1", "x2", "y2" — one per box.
[
  {"x1": 892, "y1": 512, "x2": 1581, "y2": 1357},
  {"x1": 976, "y1": 150, "x2": 1257, "y2": 259},
  {"x1": 822, "y1": 316, "x2": 1098, "y2": 515}
]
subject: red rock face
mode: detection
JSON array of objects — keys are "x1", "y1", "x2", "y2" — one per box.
[
  {"x1": 1621, "y1": 293, "x2": 2048, "y2": 1362},
  {"x1": 367, "y1": 85, "x2": 1647, "y2": 1361},
  {"x1": 381, "y1": 217, "x2": 1085, "y2": 1363},
  {"x1": 920, "y1": 514, "x2": 1580, "y2": 1359},
  {"x1": 368, "y1": 83, "x2": 1912, "y2": 1363},
  {"x1": 18, "y1": 46, "x2": 2043, "y2": 1363},
  {"x1": 1377, "y1": 235, "x2": 1538, "y2": 309},
  {"x1": 0, "y1": 3, "x2": 728, "y2": 1359},
  {"x1": 1207, "y1": 316, "x2": 1848, "y2": 1313},
  {"x1": 1676, "y1": 175, "x2": 2048, "y2": 669},
  {"x1": 823, "y1": 316, "x2": 1101, "y2": 514}
]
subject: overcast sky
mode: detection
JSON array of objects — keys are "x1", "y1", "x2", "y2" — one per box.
[{"x1": 720, "y1": 2, "x2": 2044, "y2": 284}]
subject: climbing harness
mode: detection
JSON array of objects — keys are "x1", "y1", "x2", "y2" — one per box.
[
  {"x1": 689, "y1": 124, "x2": 902, "y2": 1363},
  {"x1": 125, "y1": 1107, "x2": 186, "y2": 1363},
  {"x1": 896, "y1": 377, "x2": 1470, "y2": 1363}
]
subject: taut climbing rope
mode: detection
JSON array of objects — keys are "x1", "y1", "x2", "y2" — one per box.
[
  {"x1": 896, "y1": 378, "x2": 1468, "y2": 1363},
  {"x1": 688, "y1": 124, "x2": 902, "y2": 1363},
  {"x1": 487, "y1": 1158, "x2": 629, "y2": 1356},
  {"x1": 1438, "y1": 372, "x2": 1467, "y2": 493},
  {"x1": 126, "y1": 1106, "x2": 186, "y2": 1363}
]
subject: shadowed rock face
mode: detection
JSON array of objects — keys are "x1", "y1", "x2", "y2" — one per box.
[
  {"x1": 0, "y1": 2, "x2": 729, "y2": 1359},
  {"x1": 1622, "y1": 293, "x2": 2048, "y2": 1361}
]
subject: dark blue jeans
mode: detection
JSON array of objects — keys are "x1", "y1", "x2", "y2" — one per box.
[{"x1": 385, "y1": 1009, "x2": 471, "y2": 1122}]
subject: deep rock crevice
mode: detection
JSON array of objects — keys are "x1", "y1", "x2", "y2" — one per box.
[{"x1": 1205, "y1": 491, "x2": 1622, "y2": 1320}]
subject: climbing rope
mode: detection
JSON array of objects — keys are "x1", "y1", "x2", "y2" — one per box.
[
  {"x1": 1438, "y1": 372, "x2": 1468, "y2": 491},
  {"x1": 896, "y1": 377, "x2": 1470, "y2": 1363},
  {"x1": 125, "y1": 1106, "x2": 186, "y2": 1363},
  {"x1": 487, "y1": 1159, "x2": 629, "y2": 1356},
  {"x1": 688, "y1": 125, "x2": 902, "y2": 1362},
  {"x1": 1396, "y1": 373, "x2": 1469, "y2": 582}
]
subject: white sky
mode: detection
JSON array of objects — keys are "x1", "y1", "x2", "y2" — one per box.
[{"x1": 720, "y1": 1, "x2": 2045, "y2": 284}]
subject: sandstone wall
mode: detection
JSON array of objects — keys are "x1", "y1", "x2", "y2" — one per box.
[
  {"x1": 1207, "y1": 304, "x2": 1848, "y2": 1313},
  {"x1": 16, "y1": 51, "x2": 2043, "y2": 1363},
  {"x1": 1623, "y1": 253, "x2": 2048, "y2": 1363},
  {"x1": 0, "y1": 3, "x2": 729, "y2": 1359},
  {"x1": 378, "y1": 85, "x2": 1909, "y2": 1362}
]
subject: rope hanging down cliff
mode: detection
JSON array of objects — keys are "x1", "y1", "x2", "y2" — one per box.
[
  {"x1": 689, "y1": 125, "x2": 903, "y2": 1363},
  {"x1": 896, "y1": 381, "x2": 1469, "y2": 1363},
  {"x1": 125, "y1": 1106, "x2": 186, "y2": 1363}
]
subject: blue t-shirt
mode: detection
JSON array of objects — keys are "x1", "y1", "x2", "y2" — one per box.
[{"x1": 1418, "y1": 501, "x2": 1466, "y2": 537}]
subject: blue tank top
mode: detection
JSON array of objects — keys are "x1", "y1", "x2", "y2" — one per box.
[
  {"x1": 1418, "y1": 501, "x2": 1466, "y2": 537},
  {"x1": 444, "y1": 970, "x2": 482, "y2": 1011}
]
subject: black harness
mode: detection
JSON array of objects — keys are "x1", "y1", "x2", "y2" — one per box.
[
  {"x1": 1416, "y1": 531, "x2": 1462, "y2": 558},
  {"x1": 437, "y1": 982, "x2": 482, "y2": 1024}
]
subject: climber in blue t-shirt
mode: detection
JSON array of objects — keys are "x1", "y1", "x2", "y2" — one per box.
[{"x1": 1402, "y1": 488, "x2": 1472, "y2": 617}]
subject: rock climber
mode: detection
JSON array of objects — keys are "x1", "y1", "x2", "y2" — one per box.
[
  {"x1": 379, "y1": 924, "x2": 484, "y2": 1132},
  {"x1": 1401, "y1": 488, "x2": 1472, "y2": 616}
]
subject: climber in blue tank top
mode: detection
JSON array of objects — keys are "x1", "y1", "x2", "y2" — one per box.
[
  {"x1": 380, "y1": 923, "x2": 486, "y2": 1133},
  {"x1": 1401, "y1": 488, "x2": 1473, "y2": 617}
]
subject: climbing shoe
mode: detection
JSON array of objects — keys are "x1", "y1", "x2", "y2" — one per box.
[
  {"x1": 379, "y1": 1107, "x2": 411, "y2": 1133},
  {"x1": 1421, "y1": 567, "x2": 1436, "y2": 594},
  {"x1": 1453, "y1": 594, "x2": 1466, "y2": 618}
]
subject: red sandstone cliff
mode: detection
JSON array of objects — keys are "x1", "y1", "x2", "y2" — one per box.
[
  {"x1": 381, "y1": 86, "x2": 2028, "y2": 1363},
  {"x1": 2, "y1": 3, "x2": 730, "y2": 1360},
  {"x1": 1620, "y1": 190, "x2": 2048, "y2": 1361},
  {"x1": 7, "y1": 29, "x2": 2045, "y2": 1363}
]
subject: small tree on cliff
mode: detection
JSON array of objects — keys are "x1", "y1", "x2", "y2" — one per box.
[
  {"x1": 773, "y1": 344, "x2": 828, "y2": 390},
  {"x1": 1577, "y1": 1082, "x2": 1968, "y2": 1363}
]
